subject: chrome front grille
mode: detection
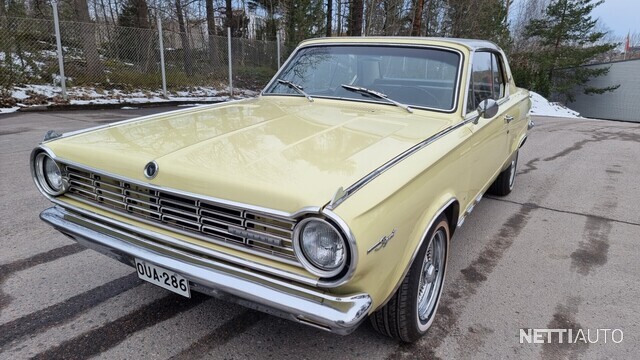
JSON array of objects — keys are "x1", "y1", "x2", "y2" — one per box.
[{"x1": 64, "y1": 165, "x2": 298, "y2": 262}]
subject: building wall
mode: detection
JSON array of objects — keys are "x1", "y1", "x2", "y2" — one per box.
[{"x1": 569, "y1": 59, "x2": 640, "y2": 122}]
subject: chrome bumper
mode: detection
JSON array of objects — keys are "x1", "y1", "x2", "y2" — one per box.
[{"x1": 40, "y1": 206, "x2": 371, "y2": 335}]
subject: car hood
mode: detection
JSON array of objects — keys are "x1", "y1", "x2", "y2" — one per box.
[{"x1": 46, "y1": 97, "x2": 455, "y2": 213}]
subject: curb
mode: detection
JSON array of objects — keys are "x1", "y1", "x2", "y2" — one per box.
[{"x1": 15, "y1": 99, "x2": 228, "y2": 112}]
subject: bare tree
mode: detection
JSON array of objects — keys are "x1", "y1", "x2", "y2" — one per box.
[
  {"x1": 225, "y1": 0, "x2": 233, "y2": 30},
  {"x1": 205, "y1": 0, "x2": 217, "y2": 64},
  {"x1": 348, "y1": 0, "x2": 363, "y2": 36},
  {"x1": 411, "y1": 0, "x2": 425, "y2": 36},
  {"x1": 175, "y1": 0, "x2": 193, "y2": 75},
  {"x1": 326, "y1": 0, "x2": 333, "y2": 36},
  {"x1": 73, "y1": 0, "x2": 104, "y2": 80}
]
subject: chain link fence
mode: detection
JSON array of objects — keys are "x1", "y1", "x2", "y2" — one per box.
[{"x1": 1, "y1": 15, "x2": 283, "y2": 101}]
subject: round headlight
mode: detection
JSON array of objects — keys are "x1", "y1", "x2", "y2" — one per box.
[
  {"x1": 294, "y1": 218, "x2": 346, "y2": 277},
  {"x1": 35, "y1": 152, "x2": 68, "y2": 196},
  {"x1": 44, "y1": 156, "x2": 63, "y2": 190}
]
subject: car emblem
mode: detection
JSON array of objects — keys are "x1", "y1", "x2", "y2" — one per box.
[
  {"x1": 143, "y1": 161, "x2": 159, "y2": 179},
  {"x1": 367, "y1": 229, "x2": 396, "y2": 254}
]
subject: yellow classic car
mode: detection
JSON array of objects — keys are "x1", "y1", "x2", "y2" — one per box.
[{"x1": 31, "y1": 37, "x2": 532, "y2": 342}]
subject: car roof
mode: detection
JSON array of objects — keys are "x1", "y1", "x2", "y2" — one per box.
[{"x1": 298, "y1": 37, "x2": 501, "y2": 51}]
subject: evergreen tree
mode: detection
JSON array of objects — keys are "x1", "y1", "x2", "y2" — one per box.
[
  {"x1": 282, "y1": 0, "x2": 325, "y2": 47},
  {"x1": 523, "y1": 0, "x2": 618, "y2": 102}
]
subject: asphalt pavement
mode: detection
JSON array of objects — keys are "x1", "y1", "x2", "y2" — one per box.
[{"x1": 1, "y1": 107, "x2": 639, "y2": 359}]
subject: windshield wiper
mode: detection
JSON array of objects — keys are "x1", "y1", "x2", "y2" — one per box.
[
  {"x1": 341, "y1": 84, "x2": 413, "y2": 113},
  {"x1": 277, "y1": 79, "x2": 313, "y2": 102}
]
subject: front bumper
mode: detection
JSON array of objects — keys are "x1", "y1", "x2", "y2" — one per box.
[{"x1": 40, "y1": 206, "x2": 371, "y2": 335}]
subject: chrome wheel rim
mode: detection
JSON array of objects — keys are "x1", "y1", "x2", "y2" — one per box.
[
  {"x1": 508, "y1": 159, "x2": 517, "y2": 189},
  {"x1": 417, "y1": 229, "x2": 446, "y2": 323}
]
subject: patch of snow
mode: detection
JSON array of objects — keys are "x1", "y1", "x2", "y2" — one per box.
[
  {"x1": 12, "y1": 85, "x2": 61, "y2": 98},
  {"x1": 0, "y1": 107, "x2": 20, "y2": 114},
  {"x1": 529, "y1": 91, "x2": 581, "y2": 118},
  {"x1": 121, "y1": 106, "x2": 138, "y2": 110}
]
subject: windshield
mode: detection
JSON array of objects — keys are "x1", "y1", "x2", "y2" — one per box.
[{"x1": 264, "y1": 45, "x2": 461, "y2": 111}]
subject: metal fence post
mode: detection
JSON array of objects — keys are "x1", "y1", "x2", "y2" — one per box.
[
  {"x1": 157, "y1": 17, "x2": 167, "y2": 98},
  {"x1": 227, "y1": 27, "x2": 233, "y2": 97},
  {"x1": 276, "y1": 32, "x2": 281, "y2": 69},
  {"x1": 51, "y1": 1, "x2": 67, "y2": 101}
]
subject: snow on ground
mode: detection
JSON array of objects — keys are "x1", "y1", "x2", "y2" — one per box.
[
  {"x1": 0, "y1": 107, "x2": 21, "y2": 114},
  {"x1": 0, "y1": 85, "x2": 259, "y2": 114},
  {"x1": 1, "y1": 85, "x2": 580, "y2": 118},
  {"x1": 529, "y1": 91, "x2": 581, "y2": 118}
]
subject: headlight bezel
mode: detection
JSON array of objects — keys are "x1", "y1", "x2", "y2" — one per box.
[
  {"x1": 33, "y1": 151, "x2": 68, "y2": 196},
  {"x1": 293, "y1": 217, "x2": 348, "y2": 278}
]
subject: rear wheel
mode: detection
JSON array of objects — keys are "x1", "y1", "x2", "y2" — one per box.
[
  {"x1": 370, "y1": 216, "x2": 449, "y2": 342},
  {"x1": 489, "y1": 151, "x2": 518, "y2": 196}
]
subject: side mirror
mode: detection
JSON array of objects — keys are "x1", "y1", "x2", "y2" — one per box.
[{"x1": 474, "y1": 99, "x2": 499, "y2": 124}]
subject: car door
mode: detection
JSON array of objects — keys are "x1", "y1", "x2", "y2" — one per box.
[{"x1": 465, "y1": 51, "x2": 510, "y2": 198}]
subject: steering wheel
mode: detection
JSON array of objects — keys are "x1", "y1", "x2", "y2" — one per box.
[{"x1": 411, "y1": 87, "x2": 442, "y2": 109}]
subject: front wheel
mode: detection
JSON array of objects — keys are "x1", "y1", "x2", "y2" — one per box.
[{"x1": 370, "y1": 216, "x2": 449, "y2": 342}]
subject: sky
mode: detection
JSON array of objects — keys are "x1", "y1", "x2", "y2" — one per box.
[{"x1": 591, "y1": 0, "x2": 639, "y2": 38}]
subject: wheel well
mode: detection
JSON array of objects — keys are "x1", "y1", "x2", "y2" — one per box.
[{"x1": 443, "y1": 200, "x2": 460, "y2": 237}]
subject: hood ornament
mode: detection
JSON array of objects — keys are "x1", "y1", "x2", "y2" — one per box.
[{"x1": 144, "y1": 161, "x2": 159, "y2": 179}]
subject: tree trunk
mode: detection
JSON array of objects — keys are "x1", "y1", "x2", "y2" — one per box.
[
  {"x1": 225, "y1": 0, "x2": 233, "y2": 31},
  {"x1": 134, "y1": 0, "x2": 151, "y2": 72},
  {"x1": 424, "y1": 0, "x2": 432, "y2": 35},
  {"x1": 326, "y1": 0, "x2": 333, "y2": 37},
  {"x1": 337, "y1": 0, "x2": 342, "y2": 35},
  {"x1": 411, "y1": 0, "x2": 425, "y2": 36},
  {"x1": 348, "y1": 0, "x2": 363, "y2": 36},
  {"x1": 73, "y1": 0, "x2": 104, "y2": 81},
  {"x1": 175, "y1": 0, "x2": 193, "y2": 75},
  {"x1": 206, "y1": 0, "x2": 217, "y2": 67}
]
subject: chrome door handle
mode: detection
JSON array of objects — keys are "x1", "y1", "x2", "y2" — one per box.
[{"x1": 504, "y1": 115, "x2": 514, "y2": 123}]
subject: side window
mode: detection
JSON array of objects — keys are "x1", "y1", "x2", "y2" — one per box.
[{"x1": 467, "y1": 52, "x2": 493, "y2": 113}]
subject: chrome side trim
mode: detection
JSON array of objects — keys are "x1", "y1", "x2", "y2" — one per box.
[
  {"x1": 457, "y1": 192, "x2": 484, "y2": 228},
  {"x1": 327, "y1": 120, "x2": 471, "y2": 210},
  {"x1": 375, "y1": 198, "x2": 457, "y2": 311},
  {"x1": 41, "y1": 206, "x2": 371, "y2": 335}
]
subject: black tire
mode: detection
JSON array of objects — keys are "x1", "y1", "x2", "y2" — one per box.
[
  {"x1": 370, "y1": 215, "x2": 450, "y2": 343},
  {"x1": 489, "y1": 151, "x2": 518, "y2": 196}
]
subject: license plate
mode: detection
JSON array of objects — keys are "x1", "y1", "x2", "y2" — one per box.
[{"x1": 135, "y1": 259, "x2": 191, "y2": 298}]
